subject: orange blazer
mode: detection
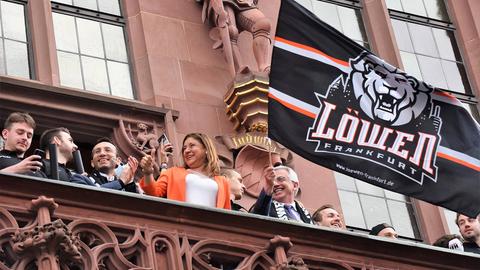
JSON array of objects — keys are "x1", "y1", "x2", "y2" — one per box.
[{"x1": 139, "y1": 167, "x2": 231, "y2": 209}]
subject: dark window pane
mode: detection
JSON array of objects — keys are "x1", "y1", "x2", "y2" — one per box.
[
  {"x1": 107, "y1": 61, "x2": 132, "y2": 98},
  {"x1": 52, "y1": 13, "x2": 78, "y2": 53},
  {"x1": 77, "y1": 17, "x2": 104, "y2": 58},
  {"x1": 99, "y1": 0, "x2": 121, "y2": 16},
  {"x1": 1, "y1": 1, "x2": 26, "y2": 42},
  {"x1": 417, "y1": 54, "x2": 448, "y2": 89},
  {"x1": 81, "y1": 56, "x2": 109, "y2": 93},
  {"x1": 391, "y1": 19, "x2": 414, "y2": 53},
  {"x1": 423, "y1": 0, "x2": 449, "y2": 21},
  {"x1": 338, "y1": 190, "x2": 366, "y2": 228},
  {"x1": 388, "y1": 200, "x2": 415, "y2": 238},
  {"x1": 408, "y1": 23, "x2": 438, "y2": 57},
  {"x1": 57, "y1": 51, "x2": 83, "y2": 89}
]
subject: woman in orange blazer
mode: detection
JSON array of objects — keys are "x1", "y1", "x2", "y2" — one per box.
[{"x1": 139, "y1": 133, "x2": 231, "y2": 209}]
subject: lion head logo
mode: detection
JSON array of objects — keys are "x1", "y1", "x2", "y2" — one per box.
[{"x1": 348, "y1": 53, "x2": 433, "y2": 126}]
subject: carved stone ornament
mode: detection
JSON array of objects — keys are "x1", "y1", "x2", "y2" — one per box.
[
  {"x1": 224, "y1": 73, "x2": 269, "y2": 132},
  {"x1": 198, "y1": 0, "x2": 272, "y2": 77}
]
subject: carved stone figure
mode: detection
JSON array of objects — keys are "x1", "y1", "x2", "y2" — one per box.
[
  {"x1": 135, "y1": 122, "x2": 160, "y2": 154},
  {"x1": 198, "y1": 0, "x2": 272, "y2": 75}
]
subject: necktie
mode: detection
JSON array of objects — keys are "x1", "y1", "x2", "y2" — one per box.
[{"x1": 284, "y1": 205, "x2": 301, "y2": 221}]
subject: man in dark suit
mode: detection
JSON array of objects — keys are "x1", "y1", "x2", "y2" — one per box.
[
  {"x1": 456, "y1": 213, "x2": 480, "y2": 254},
  {"x1": 251, "y1": 165, "x2": 314, "y2": 224}
]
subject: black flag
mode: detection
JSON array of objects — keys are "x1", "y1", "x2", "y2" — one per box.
[{"x1": 269, "y1": 0, "x2": 480, "y2": 217}]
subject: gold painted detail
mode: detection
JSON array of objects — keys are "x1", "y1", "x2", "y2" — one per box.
[{"x1": 231, "y1": 132, "x2": 275, "y2": 151}]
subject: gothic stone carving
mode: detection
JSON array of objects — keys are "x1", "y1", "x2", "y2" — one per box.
[{"x1": 198, "y1": 0, "x2": 272, "y2": 76}]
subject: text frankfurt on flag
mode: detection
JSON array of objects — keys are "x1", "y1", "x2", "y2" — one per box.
[{"x1": 268, "y1": 0, "x2": 480, "y2": 216}]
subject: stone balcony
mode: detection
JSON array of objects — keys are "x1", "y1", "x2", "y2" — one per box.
[{"x1": 0, "y1": 172, "x2": 478, "y2": 270}]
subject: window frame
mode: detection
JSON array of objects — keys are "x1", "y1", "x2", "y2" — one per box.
[
  {"x1": 0, "y1": 0, "x2": 34, "y2": 79},
  {"x1": 388, "y1": 1, "x2": 476, "y2": 103},
  {"x1": 50, "y1": 0, "x2": 136, "y2": 99}
]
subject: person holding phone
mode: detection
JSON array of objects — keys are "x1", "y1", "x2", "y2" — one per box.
[
  {"x1": 0, "y1": 112, "x2": 45, "y2": 177},
  {"x1": 139, "y1": 132, "x2": 231, "y2": 209}
]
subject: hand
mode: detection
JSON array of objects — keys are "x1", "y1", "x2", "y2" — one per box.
[
  {"x1": 159, "y1": 142, "x2": 173, "y2": 162},
  {"x1": 263, "y1": 166, "x2": 275, "y2": 195},
  {"x1": 1, "y1": 155, "x2": 42, "y2": 174},
  {"x1": 119, "y1": 156, "x2": 138, "y2": 185},
  {"x1": 140, "y1": 153, "x2": 155, "y2": 176}
]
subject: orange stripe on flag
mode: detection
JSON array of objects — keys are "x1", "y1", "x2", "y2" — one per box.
[
  {"x1": 275, "y1": 36, "x2": 349, "y2": 67},
  {"x1": 437, "y1": 152, "x2": 480, "y2": 172},
  {"x1": 268, "y1": 93, "x2": 316, "y2": 119}
]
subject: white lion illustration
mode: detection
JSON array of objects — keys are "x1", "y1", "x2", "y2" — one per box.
[{"x1": 349, "y1": 53, "x2": 433, "y2": 126}]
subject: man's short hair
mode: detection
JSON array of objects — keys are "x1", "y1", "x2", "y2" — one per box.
[
  {"x1": 312, "y1": 204, "x2": 335, "y2": 223},
  {"x1": 370, "y1": 223, "x2": 395, "y2": 236},
  {"x1": 220, "y1": 168, "x2": 238, "y2": 180},
  {"x1": 3, "y1": 112, "x2": 36, "y2": 130},
  {"x1": 273, "y1": 165, "x2": 298, "y2": 183},
  {"x1": 39, "y1": 127, "x2": 70, "y2": 151},
  {"x1": 456, "y1": 213, "x2": 480, "y2": 226}
]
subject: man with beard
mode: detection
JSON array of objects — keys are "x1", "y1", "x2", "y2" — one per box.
[
  {"x1": 40, "y1": 128, "x2": 136, "y2": 191},
  {"x1": 312, "y1": 204, "x2": 345, "y2": 230},
  {"x1": 251, "y1": 165, "x2": 314, "y2": 224},
  {"x1": 86, "y1": 138, "x2": 138, "y2": 193},
  {"x1": 456, "y1": 213, "x2": 480, "y2": 254},
  {"x1": 0, "y1": 112, "x2": 44, "y2": 177}
]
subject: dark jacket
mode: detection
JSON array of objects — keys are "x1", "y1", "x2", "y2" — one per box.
[
  {"x1": 251, "y1": 189, "x2": 314, "y2": 224},
  {"x1": 87, "y1": 170, "x2": 138, "y2": 193},
  {"x1": 463, "y1": 242, "x2": 480, "y2": 254},
  {"x1": 40, "y1": 159, "x2": 72, "y2": 182},
  {"x1": 0, "y1": 150, "x2": 46, "y2": 178}
]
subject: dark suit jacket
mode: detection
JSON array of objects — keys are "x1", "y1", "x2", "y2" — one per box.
[{"x1": 251, "y1": 189, "x2": 313, "y2": 224}]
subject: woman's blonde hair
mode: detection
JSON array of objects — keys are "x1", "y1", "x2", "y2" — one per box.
[{"x1": 182, "y1": 133, "x2": 220, "y2": 177}]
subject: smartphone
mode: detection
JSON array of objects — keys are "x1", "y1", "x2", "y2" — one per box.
[
  {"x1": 33, "y1": 149, "x2": 45, "y2": 159},
  {"x1": 159, "y1": 133, "x2": 173, "y2": 153}
]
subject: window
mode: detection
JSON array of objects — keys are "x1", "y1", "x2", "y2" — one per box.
[
  {"x1": 387, "y1": 0, "x2": 472, "y2": 96},
  {"x1": 443, "y1": 208, "x2": 460, "y2": 235},
  {"x1": 295, "y1": 0, "x2": 369, "y2": 48},
  {"x1": 51, "y1": 0, "x2": 133, "y2": 99},
  {"x1": 0, "y1": 0, "x2": 31, "y2": 79},
  {"x1": 335, "y1": 172, "x2": 420, "y2": 238}
]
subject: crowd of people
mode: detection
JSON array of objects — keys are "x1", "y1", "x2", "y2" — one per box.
[{"x1": 1, "y1": 112, "x2": 479, "y2": 255}]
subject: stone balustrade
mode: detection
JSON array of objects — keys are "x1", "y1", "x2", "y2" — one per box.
[{"x1": 0, "y1": 172, "x2": 478, "y2": 270}]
